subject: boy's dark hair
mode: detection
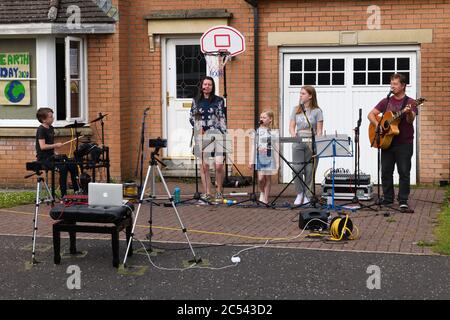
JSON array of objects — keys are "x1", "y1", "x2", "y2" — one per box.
[{"x1": 36, "y1": 107, "x2": 53, "y2": 123}]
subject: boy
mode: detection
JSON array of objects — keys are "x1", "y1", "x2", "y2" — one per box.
[{"x1": 36, "y1": 107, "x2": 79, "y2": 197}]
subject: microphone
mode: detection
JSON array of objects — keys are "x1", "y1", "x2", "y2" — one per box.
[
  {"x1": 144, "y1": 107, "x2": 150, "y2": 115},
  {"x1": 387, "y1": 90, "x2": 393, "y2": 98},
  {"x1": 259, "y1": 120, "x2": 263, "y2": 125},
  {"x1": 357, "y1": 108, "x2": 362, "y2": 126}
]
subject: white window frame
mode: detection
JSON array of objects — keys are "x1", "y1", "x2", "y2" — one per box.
[
  {"x1": 0, "y1": 35, "x2": 88, "y2": 127},
  {"x1": 64, "y1": 36, "x2": 85, "y2": 123}
]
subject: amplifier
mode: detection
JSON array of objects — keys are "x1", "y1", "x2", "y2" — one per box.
[
  {"x1": 321, "y1": 183, "x2": 373, "y2": 200},
  {"x1": 324, "y1": 173, "x2": 371, "y2": 185},
  {"x1": 298, "y1": 208, "x2": 329, "y2": 231}
]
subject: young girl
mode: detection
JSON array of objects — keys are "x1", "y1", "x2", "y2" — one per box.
[
  {"x1": 249, "y1": 110, "x2": 279, "y2": 204},
  {"x1": 289, "y1": 86, "x2": 323, "y2": 205}
]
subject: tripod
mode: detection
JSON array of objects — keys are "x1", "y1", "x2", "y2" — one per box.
[
  {"x1": 123, "y1": 145, "x2": 201, "y2": 267},
  {"x1": 24, "y1": 167, "x2": 55, "y2": 265},
  {"x1": 341, "y1": 109, "x2": 377, "y2": 211}
]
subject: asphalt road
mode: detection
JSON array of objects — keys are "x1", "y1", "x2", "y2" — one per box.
[{"x1": 1, "y1": 234, "x2": 449, "y2": 301}]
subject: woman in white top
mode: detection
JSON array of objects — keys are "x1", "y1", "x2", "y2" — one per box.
[{"x1": 289, "y1": 85, "x2": 323, "y2": 205}]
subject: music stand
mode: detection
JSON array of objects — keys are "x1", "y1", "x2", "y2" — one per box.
[{"x1": 316, "y1": 134, "x2": 353, "y2": 210}]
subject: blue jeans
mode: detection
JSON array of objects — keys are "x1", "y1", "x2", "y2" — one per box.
[{"x1": 381, "y1": 143, "x2": 413, "y2": 203}]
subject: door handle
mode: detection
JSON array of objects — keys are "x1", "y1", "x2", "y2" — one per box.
[{"x1": 166, "y1": 91, "x2": 175, "y2": 107}]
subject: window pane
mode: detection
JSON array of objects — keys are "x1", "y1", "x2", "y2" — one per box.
[
  {"x1": 69, "y1": 41, "x2": 80, "y2": 79},
  {"x1": 70, "y1": 80, "x2": 80, "y2": 118},
  {"x1": 290, "y1": 59, "x2": 302, "y2": 71},
  {"x1": 354, "y1": 58, "x2": 366, "y2": 71},
  {"x1": 332, "y1": 73, "x2": 345, "y2": 85},
  {"x1": 332, "y1": 59, "x2": 344, "y2": 71},
  {"x1": 399, "y1": 72, "x2": 410, "y2": 84},
  {"x1": 55, "y1": 40, "x2": 66, "y2": 120},
  {"x1": 304, "y1": 73, "x2": 316, "y2": 85},
  {"x1": 368, "y1": 72, "x2": 380, "y2": 85},
  {"x1": 382, "y1": 58, "x2": 395, "y2": 70},
  {"x1": 397, "y1": 58, "x2": 410, "y2": 70},
  {"x1": 290, "y1": 73, "x2": 302, "y2": 86},
  {"x1": 382, "y1": 72, "x2": 392, "y2": 85},
  {"x1": 318, "y1": 59, "x2": 330, "y2": 71},
  {"x1": 353, "y1": 72, "x2": 366, "y2": 85},
  {"x1": 368, "y1": 58, "x2": 380, "y2": 71},
  {"x1": 176, "y1": 45, "x2": 206, "y2": 99},
  {"x1": 69, "y1": 40, "x2": 81, "y2": 118},
  {"x1": 318, "y1": 73, "x2": 330, "y2": 85},
  {"x1": 304, "y1": 59, "x2": 316, "y2": 71}
]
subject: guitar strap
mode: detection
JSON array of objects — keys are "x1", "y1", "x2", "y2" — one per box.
[
  {"x1": 400, "y1": 95, "x2": 410, "y2": 110},
  {"x1": 399, "y1": 95, "x2": 410, "y2": 119}
]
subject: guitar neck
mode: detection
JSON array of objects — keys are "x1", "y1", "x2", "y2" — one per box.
[{"x1": 386, "y1": 98, "x2": 424, "y2": 125}]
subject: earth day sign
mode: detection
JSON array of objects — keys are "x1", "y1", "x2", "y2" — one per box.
[{"x1": 0, "y1": 53, "x2": 31, "y2": 105}]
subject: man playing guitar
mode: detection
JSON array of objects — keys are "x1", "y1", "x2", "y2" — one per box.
[{"x1": 367, "y1": 73, "x2": 418, "y2": 212}]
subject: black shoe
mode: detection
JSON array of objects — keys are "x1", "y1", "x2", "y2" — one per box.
[
  {"x1": 399, "y1": 202, "x2": 414, "y2": 213},
  {"x1": 381, "y1": 199, "x2": 393, "y2": 206}
]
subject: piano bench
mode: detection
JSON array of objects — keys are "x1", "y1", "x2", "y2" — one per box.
[{"x1": 49, "y1": 204, "x2": 134, "y2": 268}]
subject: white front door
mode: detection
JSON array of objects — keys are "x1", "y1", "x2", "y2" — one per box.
[
  {"x1": 165, "y1": 39, "x2": 207, "y2": 159},
  {"x1": 282, "y1": 49, "x2": 418, "y2": 185}
]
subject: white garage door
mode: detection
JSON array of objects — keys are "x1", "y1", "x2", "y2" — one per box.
[{"x1": 281, "y1": 48, "x2": 418, "y2": 185}]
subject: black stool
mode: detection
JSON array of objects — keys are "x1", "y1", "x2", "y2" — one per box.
[{"x1": 49, "y1": 204, "x2": 134, "y2": 267}]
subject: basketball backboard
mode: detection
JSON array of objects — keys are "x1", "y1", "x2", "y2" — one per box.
[{"x1": 200, "y1": 25, "x2": 246, "y2": 57}]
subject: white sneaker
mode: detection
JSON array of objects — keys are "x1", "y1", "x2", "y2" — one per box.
[
  {"x1": 302, "y1": 196, "x2": 310, "y2": 204},
  {"x1": 294, "y1": 193, "x2": 303, "y2": 205},
  {"x1": 259, "y1": 192, "x2": 265, "y2": 202}
]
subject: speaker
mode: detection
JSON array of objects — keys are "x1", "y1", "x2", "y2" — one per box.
[{"x1": 298, "y1": 208, "x2": 329, "y2": 230}]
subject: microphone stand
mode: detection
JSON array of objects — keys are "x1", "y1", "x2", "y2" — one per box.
[
  {"x1": 136, "y1": 108, "x2": 149, "y2": 195},
  {"x1": 341, "y1": 108, "x2": 377, "y2": 210}
]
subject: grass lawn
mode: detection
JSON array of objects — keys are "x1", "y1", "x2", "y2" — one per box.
[
  {"x1": 433, "y1": 185, "x2": 450, "y2": 255},
  {"x1": 0, "y1": 189, "x2": 62, "y2": 209},
  {"x1": 0, "y1": 190, "x2": 37, "y2": 209}
]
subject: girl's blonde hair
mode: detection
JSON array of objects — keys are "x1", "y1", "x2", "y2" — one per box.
[
  {"x1": 296, "y1": 85, "x2": 320, "y2": 114},
  {"x1": 261, "y1": 110, "x2": 276, "y2": 129}
]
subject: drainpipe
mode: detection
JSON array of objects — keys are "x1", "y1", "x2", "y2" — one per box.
[
  {"x1": 245, "y1": 0, "x2": 259, "y2": 196},
  {"x1": 244, "y1": 0, "x2": 259, "y2": 129}
]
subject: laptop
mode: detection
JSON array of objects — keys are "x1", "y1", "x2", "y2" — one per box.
[{"x1": 88, "y1": 183, "x2": 123, "y2": 207}]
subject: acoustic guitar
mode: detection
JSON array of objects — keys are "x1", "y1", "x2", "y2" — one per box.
[{"x1": 369, "y1": 97, "x2": 425, "y2": 149}]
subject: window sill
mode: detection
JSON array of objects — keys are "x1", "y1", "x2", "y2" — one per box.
[{"x1": 0, "y1": 127, "x2": 93, "y2": 138}]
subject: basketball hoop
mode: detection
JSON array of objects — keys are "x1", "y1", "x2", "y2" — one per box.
[
  {"x1": 200, "y1": 25, "x2": 245, "y2": 78},
  {"x1": 204, "y1": 50, "x2": 231, "y2": 78}
]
